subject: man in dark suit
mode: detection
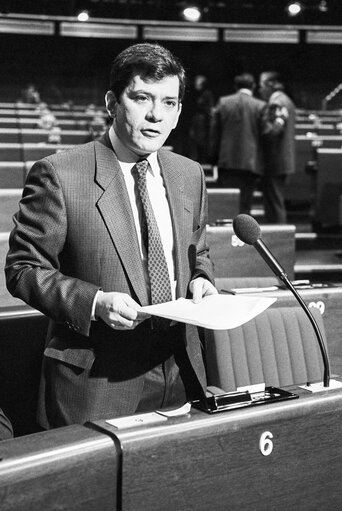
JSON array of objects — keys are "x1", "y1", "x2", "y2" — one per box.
[
  {"x1": 259, "y1": 71, "x2": 296, "y2": 224},
  {"x1": 209, "y1": 72, "x2": 266, "y2": 214},
  {"x1": 5, "y1": 43, "x2": 217, "y2": 429}
]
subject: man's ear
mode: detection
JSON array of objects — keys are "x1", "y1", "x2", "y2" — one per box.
[{"x1": 105, "y1": 91, "x2": 117, "y2": 118}]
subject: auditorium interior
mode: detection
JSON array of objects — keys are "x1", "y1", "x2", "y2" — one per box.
[{"x1": 2, "y1": 0, "x2": 342, "y2": 509}]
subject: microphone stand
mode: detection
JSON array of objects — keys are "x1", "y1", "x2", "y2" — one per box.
[
  {"x1": 278, "y1": 274, "x2": 330, "y2": 388},
  {"x1": 254, "y1": 239, "x2": 330, "y2": 388}
]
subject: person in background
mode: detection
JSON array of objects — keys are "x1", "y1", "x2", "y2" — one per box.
[
  {"x1": 21, "y1": 83, "x2": 41, "y2": 104},
  {"x1": 209, "y1": 72, "x2": 266, "y2": 215},
  {"x1": 5, "y1": 43, "x2": 217, "y2": 430},
  {"x1": 188, "y1": 74, "x2": 215, "y2": 164},
  {"x1": 259, "y1": 71, "x2": 296, "y2": 224}
]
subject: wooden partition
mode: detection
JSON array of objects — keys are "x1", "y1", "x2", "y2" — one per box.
[
  {"x1": 91, "y1": 385, "x2": 342, "y2": 510},
  {"x1": 316, "y1": 148, "x2": 342, "y2": 227},
  {"x1": 207, "y1": 188, "x2": 240, "y2": 225},
  {"x1": 0, "y1": 308, "x2": 48, "y2": 436},
  {"x1": 0, "y1": 128, "x2": 89, "y2": 144},
  {"x1": 207, "y1": 223, "x2": 296, "y2": 279},
  {"x1": 0, "y1": 425, "x2": 119, "y2": 511},
  {"x1": 288, "y1": 135, "x2": 342, "y2": 204}
]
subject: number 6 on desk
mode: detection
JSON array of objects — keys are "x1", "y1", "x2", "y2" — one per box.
[{"x1": 259, "y1": 431, "x2": 274, "y2": 456}]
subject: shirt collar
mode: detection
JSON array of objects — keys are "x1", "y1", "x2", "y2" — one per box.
[
  {"x1": 108, "y1": 125, "x2": 159, "y2": 176},
  {"x1": 238, "y1": 88, "x2": 253, "y2": 96}
]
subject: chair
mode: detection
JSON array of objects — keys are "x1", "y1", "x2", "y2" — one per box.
[{"x1": 204, "y1": 306, "x2": 327, "y2": 392}]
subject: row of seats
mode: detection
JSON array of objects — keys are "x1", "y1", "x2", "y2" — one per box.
[
  {"x1": 1, "y1": 132, "x2": 340, "y2": 208},
  {"x1": 0, "y1": 128, "x2": 90, "y2": 144},
  {"x1": 0, "y1": 102, "x2": 341, "y2": 214}
]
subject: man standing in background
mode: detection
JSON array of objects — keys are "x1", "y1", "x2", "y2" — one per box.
[
  {"x1": 259, "y1": 71, "x2": 296, "y2": 224},
  {"x1": 209, "y1": 72, "x2": 266, "y2": 215}
]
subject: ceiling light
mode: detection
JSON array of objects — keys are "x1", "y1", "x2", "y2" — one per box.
[
  {"x1": 286, "y1": 2, "x2": 303, "y2": 16},
  {"x1": 77, "y1": 10, "x2": 89, "y2": 22},
  {"x1": 182, "y1": 6, "x2": 202, "y2": 22}
]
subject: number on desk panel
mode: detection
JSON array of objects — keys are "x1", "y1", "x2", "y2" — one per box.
[
  {"x1": 308, "y1": 301, "x2": 325, "y2": 314},
  {"x1": 259, "y1": 431, "x2": 273, "y2": 456},
  {"x1": 231, "y1": 234, "x2": 244, "y2": 247}
]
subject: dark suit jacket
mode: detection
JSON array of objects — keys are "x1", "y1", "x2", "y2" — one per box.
[
  {"x1": 210, "y1": 90, "x2": 266, "y2": 174},
  {"x1": 5, "y1": 133, "x2": 214, "y2": 425}
]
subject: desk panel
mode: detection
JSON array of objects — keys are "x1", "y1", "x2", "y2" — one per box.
[
  {"x1": 93, "y1": 386, "x2": 342, "y2": 510},
  {"x1": 0, "y1": 308, "x2": 48, "y2": 436},
  {"x1": 207, "y1": 224, "x2": 295, "y2": 279},
  {"x1": 316, "y1": 148, "x2": 342, "y2": 227},
  {"x1": 0, "y1": 425, "x2": 119, "y2": 511},
  {"x1": 207, "y1": 188, "x2": 240, "y2": 224}
]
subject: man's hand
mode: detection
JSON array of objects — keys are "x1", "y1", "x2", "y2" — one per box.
[
  {"x1": 189, "y1": 277, "x2": 218, "y2": 304},
  {"x1": 95, "y1": 291, "x2": 150, "y2": 330}
]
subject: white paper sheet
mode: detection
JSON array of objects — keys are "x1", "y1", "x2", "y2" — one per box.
[{"x1": 141, "y1": 294, "x2": 277, "y2": 330}]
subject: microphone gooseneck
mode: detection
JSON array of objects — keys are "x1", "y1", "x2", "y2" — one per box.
[{"x1": 233, "y1": 214, "x2": 330, "y2": 388}]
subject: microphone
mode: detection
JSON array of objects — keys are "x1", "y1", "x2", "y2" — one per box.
[{"x1": 233, "y1": 214, "x2": 330, "y2": 388}]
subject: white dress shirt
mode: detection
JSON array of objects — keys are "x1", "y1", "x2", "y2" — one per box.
[{"x1": 92, "y1": 127, "x2": 176, "y2": 318}]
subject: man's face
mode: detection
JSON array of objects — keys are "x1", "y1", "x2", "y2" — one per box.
[{"x1": 109, "y1": 74, "x2": 182, "y2": 157}]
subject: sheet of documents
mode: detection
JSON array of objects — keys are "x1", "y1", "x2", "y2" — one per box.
[{"x1": 141, "y1": 294, "x2": 276, "y2": 330}]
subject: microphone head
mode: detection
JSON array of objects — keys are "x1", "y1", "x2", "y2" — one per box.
[{"x1": 233, "y1": 214, "x2": 261, "y2": 245}]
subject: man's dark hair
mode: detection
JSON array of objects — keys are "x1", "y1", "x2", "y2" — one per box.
[
  {"x1": 262, "y1": 71, "x2": 284, "y2": 91},
  {"x1": 109, "y1": 43, "x2": 186, "y2": 102},
  {"x1": 234, "y1": 73, "x2": 255, "y2": 91}
]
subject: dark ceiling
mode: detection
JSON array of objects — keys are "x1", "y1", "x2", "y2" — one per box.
[{"x1": 2, "y1": 0, "x2": 342, "y2": 25}]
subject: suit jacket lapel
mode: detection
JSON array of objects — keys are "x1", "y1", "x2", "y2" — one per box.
[
  {"x1": 94, "y1": 133, "x2": 149, "y2": 305},
  {"x1": 158, "y1": 150, "x2": 193, "y2": 298}
]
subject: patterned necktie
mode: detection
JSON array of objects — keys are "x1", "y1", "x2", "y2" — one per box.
[{"x1": 134, "y1": 159, "x2": 173, "y2": 308}]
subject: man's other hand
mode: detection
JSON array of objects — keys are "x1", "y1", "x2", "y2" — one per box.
[{"x1": 189, "y1": 277, "x2": 218, "y2": 304}]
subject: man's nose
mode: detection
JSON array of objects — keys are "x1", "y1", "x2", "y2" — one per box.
[{"x1": 147, "y1": 102, "x2": 163, "y2": 121}]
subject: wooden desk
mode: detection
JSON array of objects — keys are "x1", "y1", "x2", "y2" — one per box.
[
  {"x1": 207, "y1": 223, "x2": 295, "y2": 279},
  {"x1": 2, "y1": 382, "x2": 342, "y2": 509},
  {"x1": 91, "y1": 384, "x2": 342, "y2": 510},
  {"x1": 0, "y1": 162, "x2": 26, "y2": 188},
  {"x1": 0, "y1": 143, "x2": 74, "y2": 161},
  {"x1": 0, "y1": 425, "x2": 119, "y2": 511},
  {"x1": 316, "y1": 148, "x2": 342, "y2": 227},
  {"x1": 0, "y1": 307, "x2": 48, "y2": 436},
  {"x1": 207, "y1": 188, "x2": 240, "y2": 224},
  {"x1": 0, "y1": 128, "x2": 89, "y2": 144}
]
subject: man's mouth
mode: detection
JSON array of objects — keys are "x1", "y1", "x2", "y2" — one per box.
[{"x1": 141, "y1": 129, "x2": 161, "y2": 137}]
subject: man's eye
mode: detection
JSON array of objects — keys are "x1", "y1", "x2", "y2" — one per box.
[
  {"x1": 135, "y1": 95, "x2": 149, "y2": 102},
  {"x1": 165, "y1": 101, "x2": 177, "y2": 108}
]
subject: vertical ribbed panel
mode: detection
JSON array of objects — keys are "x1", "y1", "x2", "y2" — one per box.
[{"x1": 204, "y1": 306, "x2": 326, "y2": 392}]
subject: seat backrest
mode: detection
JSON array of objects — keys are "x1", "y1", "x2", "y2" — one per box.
[
  {"x1": 0, "y1": 309, "x2": 48, "y2": 436},
  {"x1": 204, "y1": 306, "x2": 327, "y2": 391}
]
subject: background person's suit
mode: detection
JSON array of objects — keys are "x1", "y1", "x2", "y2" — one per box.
[
  {"x1": 210, "y1": 90, "x2": 266, "y2": 214},
  {"x1": 5, "y1": 132, "x2": 214, "y2": 428}
]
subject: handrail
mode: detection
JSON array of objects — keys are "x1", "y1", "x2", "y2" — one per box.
[{"x1": 321, "y1": 83, "x2": 342, "y2": 110}]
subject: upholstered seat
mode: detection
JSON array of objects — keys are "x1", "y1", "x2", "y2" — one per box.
[{"x1": 204, "y1": 306, "x2": 327, "y2": 392}]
